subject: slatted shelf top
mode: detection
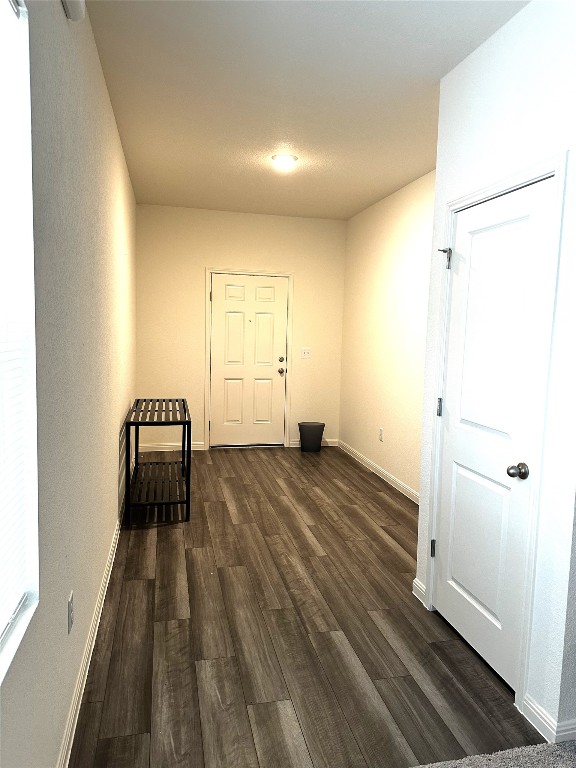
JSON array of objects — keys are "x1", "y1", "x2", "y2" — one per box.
[{"x1": 127, "y1": 398, "x2": 190, "y2": 425}]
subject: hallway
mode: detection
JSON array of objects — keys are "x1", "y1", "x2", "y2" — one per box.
[{"x1": 70, "y1": 447, "x2": 542, "y2": 767}]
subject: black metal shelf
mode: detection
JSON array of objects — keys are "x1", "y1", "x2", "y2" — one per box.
[{"x1": 124, "y1": 398, "x2": 192, "y2": 525}]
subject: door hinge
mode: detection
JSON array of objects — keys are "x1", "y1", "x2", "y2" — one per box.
[
  {"x1": 431, "y1": 539, "x2": 436, "y2": 557},
  {"x1": 437, "y1": 397, "x2": 443, "y2": 416},
  {"x1": 439, "y1": 247, "x2": 452, "y2": 269}
]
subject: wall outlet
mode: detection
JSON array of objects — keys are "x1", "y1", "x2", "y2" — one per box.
[
  {"x1": 379, "y1": 427, "x2": 384, "y2": 442},
  {"x1": 68, "y1": 592, "x2": 74, "y2": 634},
  {"x1": 301, "y1": 347, "x2": 311, "y2": 359}
]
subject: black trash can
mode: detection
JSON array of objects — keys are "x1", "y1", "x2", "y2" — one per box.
[{"x1": 298, "y1": 422, "x2": 325, "y2": 452}]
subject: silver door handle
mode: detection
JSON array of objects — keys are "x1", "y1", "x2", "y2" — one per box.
[{"x1": 507, "y1": 462, "x2": 529, "y2": 480}]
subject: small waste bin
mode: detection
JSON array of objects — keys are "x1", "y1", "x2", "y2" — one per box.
[{"x1": 298, "y1": 422, "x2": 325, "y2": 452}]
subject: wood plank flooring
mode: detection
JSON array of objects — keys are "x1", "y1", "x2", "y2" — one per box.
[{"x1": 71, "y1": 447, "x2": 543, "y2": 768}]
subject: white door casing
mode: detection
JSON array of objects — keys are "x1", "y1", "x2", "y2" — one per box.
[
  {"x1": 433, "y1": 176, "x2": 560, "y2": 690},
  {"x1": 209, "y1": 272, "x2": 289, "y2": 446}
]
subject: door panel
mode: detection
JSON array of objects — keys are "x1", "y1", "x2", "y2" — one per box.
[
  {"x1": 225, "y1": 313, "x2": 245, "y2": 364},
  {"x1": 210, "y1": 273, "x2": 288, "y2": 446},
  {"x1": 223, "y1": 379, "x2": 243, "y2": 424},
  {"x1": 448, "y1": 464, "x2": 509, "y2": 625},
  {"x1": 253, "y1": 379, "x2": 273, "y2": 423},
  {"x1": 254, "y1": 313, "x2": 274, "y2": 364},
  {"x1": 459, "y1": 220, "x2": 529, "y2": 432},
  {"x1": 225, "y1": 283, "x2": 245, "y2": 301},
  {"x1": 255, "y1": 285, "x2": 275, "y2": 301},
  {"x1": 435, "y1": 177, "x2": 559, "y2": 689}
]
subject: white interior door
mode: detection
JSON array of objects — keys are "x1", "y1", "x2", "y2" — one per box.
[
  {"x1": 210, "y1": 273, "x2": 288, "y2": 446},
  {"x1": 434, "y1": 177, "x2": 560, "y2": 689}
]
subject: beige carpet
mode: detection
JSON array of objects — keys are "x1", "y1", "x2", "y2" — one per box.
[{"x1": 422, "y1": 742, "x2": 576, "y2": 768}]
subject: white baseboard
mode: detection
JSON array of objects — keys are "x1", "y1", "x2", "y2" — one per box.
[
  {"x1": 519, "y1": 694, "x2": 576, "y2": 743},
  {"x1": 142, "y1": 440, "x2": 340, "y2": 451},
  {"x1": 139, "y1": 441, "x2": 205, "y2": 451},
  {"x1": 555, "y1": 718, "x2": 576, "y2": 742},
  {"x1": 412, "y1": 578, "x2": 427, "y2": 605},
  {"x1": 288, "y1": 438, "x2": 339, "y2": 448},
  {"x1": 56, "y1": 521, "x2": 121, "y2": 768},
  {"x1": 338, "y1": 441, "x2": 419, "y2": 503}
]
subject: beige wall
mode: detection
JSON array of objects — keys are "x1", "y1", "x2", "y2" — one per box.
[
  {"x1": 136, "y1": 206, "x2": 346, "y2": 447},
  {"x1": 340, "y1": 172, "x2": 435, "y2": 498},
  {"x1": 0, "y1": 3, "x2": 136, "y2": 766}
]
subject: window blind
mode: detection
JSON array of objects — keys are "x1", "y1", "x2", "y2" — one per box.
[{"x1": 0, "y1": 0, "x2": 39, "y2": 683}]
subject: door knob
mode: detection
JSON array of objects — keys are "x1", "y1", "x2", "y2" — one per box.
[
  {"x1": 278, "y1": 368, "x2": 285, "y2": 375},
  {"x1": 507, "y1": 462, "x2": 529, "y2": 480},
  {"x1": 278, "y1": 356, "x2": 285, "y2": 362}
]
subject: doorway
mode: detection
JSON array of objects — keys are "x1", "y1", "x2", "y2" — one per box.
[{"x1": 208, "y1": 271, "x2": 290, "y2": 447}]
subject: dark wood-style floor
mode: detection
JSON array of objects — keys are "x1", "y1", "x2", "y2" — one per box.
[{"x1": 70, "y1": 447, "x2": 543, "y2": 768}]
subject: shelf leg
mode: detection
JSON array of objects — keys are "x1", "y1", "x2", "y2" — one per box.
[
  {"x1": 181, "y1": 424, "x2": 186, "y2": 477},
  {"x1": 135, "y1": 425, "x2": 140, "y2": 471},
  {"x1": 125, "y1": 423, "x2": 131, "y2": 527},
  {"x1": 185, "y1": 421, "x2": 192, "y2": 522}
]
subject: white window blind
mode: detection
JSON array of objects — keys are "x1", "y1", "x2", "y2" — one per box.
[{"x1": 0, "y1": 0, "x2": 39, "y2": 684}]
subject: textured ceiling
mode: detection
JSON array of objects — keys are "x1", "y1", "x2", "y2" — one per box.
[{"x1": 88, "y1": 0, "x2": 528, "y2": 220}]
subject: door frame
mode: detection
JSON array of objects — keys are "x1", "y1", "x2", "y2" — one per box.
[
  {"x1": 204, "y1": 267, "x2": 294, "y2": 450},
  {"x1": 425, "y1": 153, "x2": 568, "y2": 704}
]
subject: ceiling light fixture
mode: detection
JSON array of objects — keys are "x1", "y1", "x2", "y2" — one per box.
[{"x1": 271, "y1": 154, "x2": 298, "y2": 173}]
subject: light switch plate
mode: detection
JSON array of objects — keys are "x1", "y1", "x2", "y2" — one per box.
[{"x1": 301, "y1": 348, "x2": 311, "y2": 359}]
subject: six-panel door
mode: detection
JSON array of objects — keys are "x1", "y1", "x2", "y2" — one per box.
[{"x1": 210, "y1": 273, "x2": 289, "y2": 446}]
